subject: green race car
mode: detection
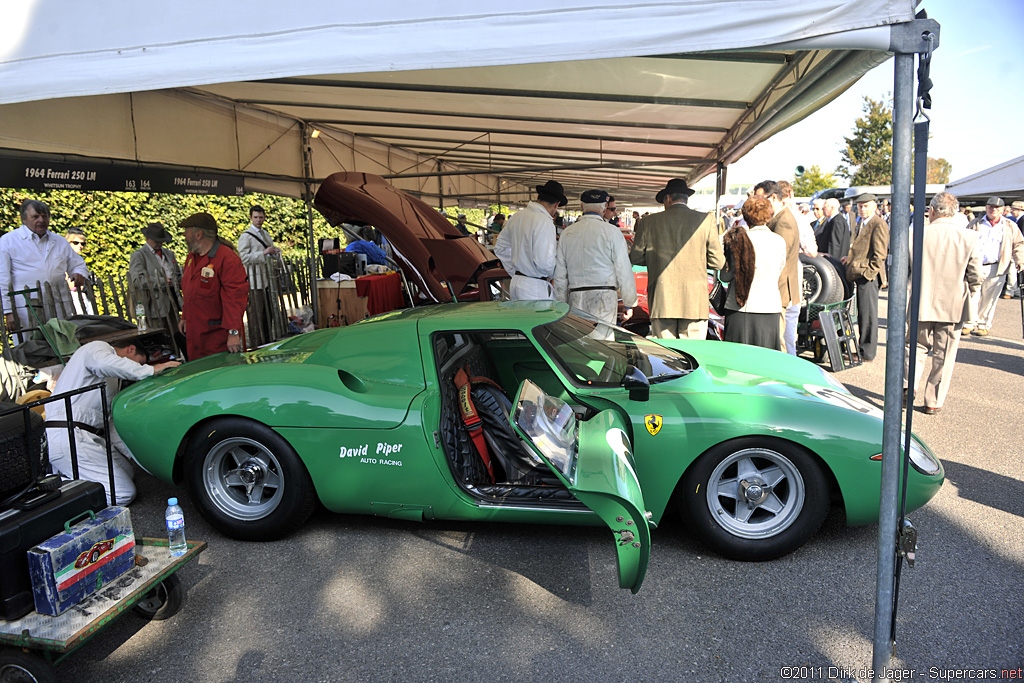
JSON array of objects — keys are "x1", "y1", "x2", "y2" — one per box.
[{"x1": 113, "y1": 301, "x2": 943, "y2": 592}]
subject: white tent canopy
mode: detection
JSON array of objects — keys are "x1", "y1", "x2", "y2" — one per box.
[
  {"x1": 945, "y1": 155, "x2": 1024, "y2": 203},
  {"x1": 0, "y1": 0, "x2": 915, "y2": 204}
]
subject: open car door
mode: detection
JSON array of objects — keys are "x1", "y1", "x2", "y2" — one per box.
[{"x1": 511, "y1": 380, "x2": 651, "y2": 593}]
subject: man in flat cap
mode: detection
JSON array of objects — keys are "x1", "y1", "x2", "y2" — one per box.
[
  {"x1": 494, "y1": 180, "x2": 567, "y2": 300},
  {"x1": 178, "y1": 212, "x2": 249, "y2": 360},
  {"x1": 841, "y1": 193, "x2": 888, "y2": 360},
  {"x1": 129, "y1": 222, "x2": 182, "y2": 334},
  {"x1": 553, "y1": 190, "x2": 637, "y2": 327},
  {"x1": 630, "y1": 178, "x2": 725, "y2": 339},
  {"x1": 963, "y1": 197, "x2": 1024, "y2": 334}
]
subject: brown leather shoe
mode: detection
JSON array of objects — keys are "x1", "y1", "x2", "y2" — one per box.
[
  {"x1": 923, "y1": 406, "x2": 941, "y2": 415},
  {"x1": 1002, "y1": 293, "x2": 1012, "y2": 299},
  {"x1": 962, "y1": 325, "x2": 974, "y2": 335},
  {"x1": 972, "y1": 328, "x2": 989, "y2": 336}
]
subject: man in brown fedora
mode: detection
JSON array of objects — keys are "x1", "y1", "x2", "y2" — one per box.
[
  {"x1": 178, "y1": 212, "x2": 249, "y2": 360},
  {"x1": 630, "y1": 178, "x2": 725, "y2": 339},
  {"x1": 128, "y1": 221, "x2": 182, "y2": 327},
  {"x1": 494, "y1": 180, "x2": 567, "y2": 300}
]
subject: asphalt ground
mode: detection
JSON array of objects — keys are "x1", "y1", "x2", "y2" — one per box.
[{"x1": 51, "y1": 292, "x2": 1024, "y2": 683}]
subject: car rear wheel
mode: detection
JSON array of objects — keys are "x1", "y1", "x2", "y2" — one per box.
[
  {"x1": 184, "y1": 418, "x2": 316, "y2": 541},
  {"x1": 679, "y1": 438, "x2": 829, "y2": 560}
]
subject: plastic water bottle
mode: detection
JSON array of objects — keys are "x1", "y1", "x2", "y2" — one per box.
[
  {"x1": 165, "y1": 498, "x2": 187, "y2": 557},
  {"x1": 135, "y1": 302, "x2": 148, "y2": 331}
]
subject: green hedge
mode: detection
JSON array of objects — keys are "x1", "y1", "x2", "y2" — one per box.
[
  {"x1": 0, "y1": 190, "x2": 513, "y2": 287},
  {"x1": 0, "y1": 189, "x2": 336, "y2": 287}
]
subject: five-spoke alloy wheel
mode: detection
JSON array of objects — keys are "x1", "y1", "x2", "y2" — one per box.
[
  {"x1": 185, "y1": 418, "x2": 316, "y2": 541},
  {"x1": 679, "y1": 438, "x2": 829, "y2": 560}
]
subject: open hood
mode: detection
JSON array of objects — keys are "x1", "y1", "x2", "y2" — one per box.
[{"x1": 314, "y1": 172, "x2": 503, "y2": 302}]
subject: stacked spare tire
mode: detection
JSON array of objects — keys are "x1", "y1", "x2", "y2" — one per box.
[{"x1": 800, "y1": 254, "x2": 851, "y2": 307}]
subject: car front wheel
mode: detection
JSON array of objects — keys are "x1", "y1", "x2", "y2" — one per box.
[
  {"x1": 679, "y1": 438, "x2": 829, "y2": 560},
  {"x1": 184, "y1": 418, "x2": 316, "y2": 541}
]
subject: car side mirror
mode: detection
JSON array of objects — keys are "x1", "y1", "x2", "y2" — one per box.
[{"x1": 622, "y1": 365, "x2": 649, "y2": 402}]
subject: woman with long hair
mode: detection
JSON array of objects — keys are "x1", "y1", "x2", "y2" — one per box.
[{"x1": 719, "y1": 196, "x2": 786, "y2": 350}]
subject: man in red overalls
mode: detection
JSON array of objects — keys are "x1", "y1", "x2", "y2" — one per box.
[{"x1": 177, "y1": 212, "x2": 249, "y2": 360}]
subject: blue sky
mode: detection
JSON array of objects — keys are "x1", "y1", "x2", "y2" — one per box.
[{"x1": 698, "y1": 0, "x2": 1024, "y2": 189}]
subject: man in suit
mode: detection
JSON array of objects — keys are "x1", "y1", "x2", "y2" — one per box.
[
  {"x1": 128, "y1": 222, "x2": 183, "y2": 352},
  {"x1": 128, "y1": 222, "x2": 182, "y2": 321},
  {"x1": 629, "y1": 178, "x2": 725, "y2": 339},
  {"x1": 842, "y1": 193, "x2": 889, "y2": 361},
  {"x1": 905, "y1": 192, "x2": 982, "y2": 415},
  {"x1": 816, "y1": 198, "x2": 850, "y2": 259},
  {"x1": 753, "y1": 180, "x2": 800, "y2": 354}
]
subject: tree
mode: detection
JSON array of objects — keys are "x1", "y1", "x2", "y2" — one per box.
[
  {"x1": 835, "y1": 96, "x2": 893, "y2": 185},
  {"x1": 791, "y1": 165, "x2": 836, "y2": 196},
  {"x1": 926, "y1": 157, "x2": 952, "y2": 184}
]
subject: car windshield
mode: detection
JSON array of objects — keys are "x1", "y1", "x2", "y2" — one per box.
[
  {"x1": 534, "y1": 313, "x2": 695, "y2": 387},
  {"x1": 513, "y1": 380, "x2": 577, "y2": 478}
]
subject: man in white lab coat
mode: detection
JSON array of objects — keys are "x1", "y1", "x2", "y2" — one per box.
[
  {"x1": 553, "y1": 189, "x2": 637, "y2": 325},
  {"x1": 0, "y1": 200, "x2": 89, "y2": 339},
  {"x1": 494, "y1": 180, "x2": 567, "y2": 300},
  {"x1": 45, "y1": 340, "x2": 180, "y2": 505}
]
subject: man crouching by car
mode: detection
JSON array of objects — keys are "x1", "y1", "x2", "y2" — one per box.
[{"x1": 45, "y1": 340, "x2": 180, "y2": 505}]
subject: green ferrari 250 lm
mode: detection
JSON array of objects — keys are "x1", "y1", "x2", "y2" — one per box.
[{"x1": 113, "y1": 301, "x2": 943, "y2": 592}]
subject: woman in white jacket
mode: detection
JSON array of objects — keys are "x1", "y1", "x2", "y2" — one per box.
[{"x1": 719, "y1": 196, "x2": 787, "y2": 350}]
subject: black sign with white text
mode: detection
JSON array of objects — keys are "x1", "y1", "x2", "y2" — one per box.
[{"x1": 0, "y1": 158, "x2": 245, "y2": 196}]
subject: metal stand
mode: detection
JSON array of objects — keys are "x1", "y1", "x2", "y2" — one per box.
[{"x1": 819, "y1": 308, "x2": 862, "y2": 372}]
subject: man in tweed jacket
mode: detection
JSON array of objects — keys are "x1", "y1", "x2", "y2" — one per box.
[{"x1": 630, "y1": 178, "x2": 725, "y2": 339}]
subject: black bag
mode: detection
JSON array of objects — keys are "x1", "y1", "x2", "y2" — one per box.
[
  {"x1": 709, "y1": 278, "x2": 728, "y2": 315},
  {"x1": 0, "y1": 403, "x2": 46, "y2": 503}
]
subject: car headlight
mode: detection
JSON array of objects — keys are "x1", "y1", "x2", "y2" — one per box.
[{"x1": 907, "y1": 436, "x2": 942, "y2": 477}]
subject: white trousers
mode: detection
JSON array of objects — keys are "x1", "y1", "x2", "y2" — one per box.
[
  {"x1": 566, "y1": 290, "x2": 618, "y2": 326},
  {"x1": 509, "y1": 274, "x2": 554, "y2": 301},
  {"x1": 968, "y1": 263, "x2": 1004, "y2": 331},
  {"x1": 47, "y1": 425, "x2": 136, "y2": 505}
]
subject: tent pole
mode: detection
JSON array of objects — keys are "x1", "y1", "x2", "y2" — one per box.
[
  {"x1": 871, "y1": 50, "x2": 915, "y2": 679},
  {"x1": 301, "y1": 124, "x2": 318, "y2": 317},
  {"x1": 716, "y1": 161, "x2": 727, "y2": 229},
  {"x1": 437, "y1": 161, "x2": 444, "y2": 209}
]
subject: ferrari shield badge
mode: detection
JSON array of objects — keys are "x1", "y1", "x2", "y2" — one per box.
[{"x1": 644, "y1": 414, "x2": 663, "y2": 436}]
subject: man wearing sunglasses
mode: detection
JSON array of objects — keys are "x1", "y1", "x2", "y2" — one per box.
[{"x1": 64, "y1": 227, "x2": 93, "y2": 314}]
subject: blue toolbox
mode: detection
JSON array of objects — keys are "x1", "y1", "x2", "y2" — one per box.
[
  {"x1": 27, "y1": 506, "x2": 136, "y2": 617},
  {"x1": 0, "y1": 479, "x2": 108, "y2": 621}
]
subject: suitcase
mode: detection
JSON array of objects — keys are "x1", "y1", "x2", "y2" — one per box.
[
  {"x1": 0, "y1": 401, "x2": 46, "y2": 503},
  {"x1": 0, "y1": 479, "x2": 107, "y2": 620},
  {"x1": 28, "y1": 506, "x2": 135, "y2": 616}
]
